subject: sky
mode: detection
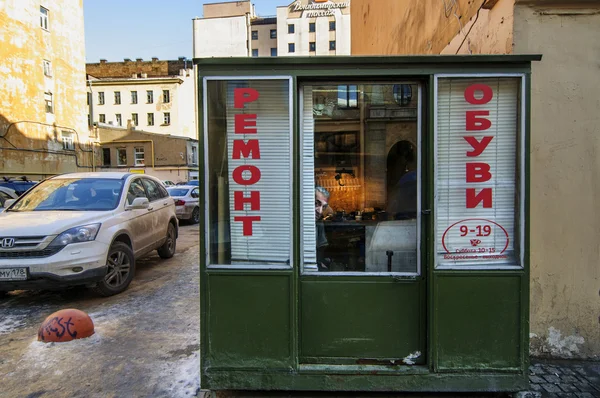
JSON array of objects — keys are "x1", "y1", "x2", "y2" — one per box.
[{"x1": 84, "y1": 0, "x2": 287, "y2": 63}]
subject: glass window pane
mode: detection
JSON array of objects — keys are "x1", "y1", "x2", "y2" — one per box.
[
  {"x1": 435, "y1": 77, "x2": 521, "y2": 268},
  {"x1": 302, "y1": 83, "x2": 420, "y2": 274},
  {"x1": 206, "y1": 79, "x2": 291, "y2": 267}
]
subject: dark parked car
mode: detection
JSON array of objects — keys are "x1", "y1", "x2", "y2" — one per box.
[{"x1": 0, "y1": 177, "x2": 38, "y2": 196}]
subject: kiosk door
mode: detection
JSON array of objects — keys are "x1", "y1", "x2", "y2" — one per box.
[{"x1": 299, "y1": 83, "x2": 427, "y2": 365}]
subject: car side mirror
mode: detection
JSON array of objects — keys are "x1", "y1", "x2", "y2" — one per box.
[
  {"x1": 126, "y1": 197, "x2": 150, "y2": 210},
  {"x1": 4, "y1": 199, "x2": 15, "y2": 208}
]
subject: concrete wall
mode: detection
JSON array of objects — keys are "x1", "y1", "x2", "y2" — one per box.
[
  {"x1": 0, "y1": 0, "x2": 91, "y2": 179},
  {"x1": 203, "y1": 1, "x2": 254, "y2": 19},
  {"x1": 351, "y1": 0, "x2": 482, "y2": 55},
  {"x1": 512, "y1": 2, "x2": 600, "y2": 360},
  {"x1": 193, "y1": 16, "x2": 249, "y2": 58}
]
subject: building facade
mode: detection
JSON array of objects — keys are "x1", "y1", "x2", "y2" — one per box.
[
  {"x1": 193, "y1": 0, "x2": 351, "y2": 58},
  {"x1": 0, "y1": 0, "x2": 92, "y2": 180},
  {"x1": 97, "y1": 125, "x2": 199, "y2": 183},
  {"x1": 351, "y1": 0, "x2": 600, "y2": 360},
  {"x1": 86, "y1": 58, "x2": 196, "y2": 140}
]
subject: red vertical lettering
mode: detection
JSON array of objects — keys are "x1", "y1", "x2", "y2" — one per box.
[
  {"x1": 234, "y1": 191, "x2": 261, "y2": 211},
  {"x1": 234, "y1": 216, "x2": 261, "y2": 236},
  {"x1": 466, "y1": 163, "x2": 492, "y2": 183},
  {"x1": 232, "y1": 139, "x2": 261, "y2": 159},
  {"x1": 464, "y1": 136, "x2": 494, "y2": 157},
  {"x1": 466, "y1": 188, "x2": 493, "y2": 208},
  {"x1": 464, "y1": 84, "x2": 493, "y2": 105},
  {"x1": 466, "y1": 110, "x2": 492, "y2": 131},
  {"x1": 235, "y1": 114, "x2": 257, "y2": 134},
  {"x1": 234, "y1": 88, "x2": 259, "y2": 108},
  {"x1": 232, "y1": 165, "x2": 261, "y2": 185}
]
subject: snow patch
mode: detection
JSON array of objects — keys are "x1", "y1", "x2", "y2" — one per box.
[
  {"x1": 155, "y1": 350, "x2": 200, "y2": 397},
  {"x1": 0, "y1": 314, "x2": 28, "y2": 335}
]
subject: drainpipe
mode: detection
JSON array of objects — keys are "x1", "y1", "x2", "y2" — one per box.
[
  {"x1": 246, "y1": 12, "x2": 252, "y2": 56},
  {"x1": 98, "y1": 140, "x2": 155, "y2": 168}
]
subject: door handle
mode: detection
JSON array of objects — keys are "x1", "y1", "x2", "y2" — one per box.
[
  {"x1": 421, "y1": 209, "x2": 431, "y2": 215},
  {"x1": 147, "y1": 207, "x2": 154, "y2": 211},
  {"x1": 163, "y1": 202, "x2": 169, "y2": 206}
]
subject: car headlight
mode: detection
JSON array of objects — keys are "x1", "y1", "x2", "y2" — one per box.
[{"x1": 49, "y1": 224, "x2": 101, "y2": 247}]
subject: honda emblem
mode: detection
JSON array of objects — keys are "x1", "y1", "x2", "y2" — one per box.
[{"x1": 1, "y1": 238, "x2": 15, "y2": 248}]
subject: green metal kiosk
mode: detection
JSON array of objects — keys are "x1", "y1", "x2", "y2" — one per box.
[{"x1": 197, "y1": 55, "x2": 541, "y2": 393}]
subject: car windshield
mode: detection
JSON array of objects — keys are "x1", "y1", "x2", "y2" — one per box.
[
  {"x1": 8, "y1": 178, "x2": 124, "y2": 212},
  {"x1": 167, "y1": 188, "x2": 189, "y2": 197}
]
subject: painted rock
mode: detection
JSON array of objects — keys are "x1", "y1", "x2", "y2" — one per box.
[{"x1": 37, "y1": 308, "x2": 95, "y2": 343}]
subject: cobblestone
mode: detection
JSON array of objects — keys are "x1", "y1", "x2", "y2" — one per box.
[{"x1": 529, "y1": 358, "x2": 600, "y2": 398}]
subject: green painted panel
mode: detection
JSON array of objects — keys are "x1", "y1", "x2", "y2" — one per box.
[
  {"x1": 434, "y1": 275, "x2": 522, "y2": 370},
  {"x1": 207, "y1": 274, "x2": 292, "y2": 369},
  {"x1": 301, "y1": 280, "x2": 424, "y2": 361}
]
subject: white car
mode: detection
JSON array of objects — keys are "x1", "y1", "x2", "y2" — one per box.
[
  {"x1": 0, "y1": 172, "x2": 178, "y2": 297},
  {"x1": 166, "y1": 185, "x2": 200, "y2": 224},
  {"x1": 0, "y1": 186, "x2": 18, "y2": 213}
]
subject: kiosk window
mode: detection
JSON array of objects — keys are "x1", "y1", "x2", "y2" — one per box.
[
  {"x1": 205, "y1": 78, "x2": 292, "y2": 267},
  {"x1": 435, "y1": 77, "x2": 522, "y2": 269},
  {"x1": 302, "y1": 83, "x2": 420, "y2": 274}
]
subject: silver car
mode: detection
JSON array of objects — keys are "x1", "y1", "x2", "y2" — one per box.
[{"x1": 167, "y1": 185, "x2": 200, "y2": 224}]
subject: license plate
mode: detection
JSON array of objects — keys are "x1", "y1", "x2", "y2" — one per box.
[{"x1": 0, "y1": 268, "x2": 28, "y2": 281}]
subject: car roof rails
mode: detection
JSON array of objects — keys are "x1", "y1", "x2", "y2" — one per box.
[{"x1": 2, "y1": 176, "x2": 13, "y2": 182}]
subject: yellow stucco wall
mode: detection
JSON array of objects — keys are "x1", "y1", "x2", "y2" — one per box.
[
  {"x1": 442, "y1": 0, "x2": 515, "y2": 55},
  {"x1": 351, "y1": 0, "x2": 482, "y2": 55},
  {"x1": 0, "y1": 0, "x2": 91, "y2": 179},
  {"x1": 513, "y1": 2, "x2": 600, "y2": 359}
]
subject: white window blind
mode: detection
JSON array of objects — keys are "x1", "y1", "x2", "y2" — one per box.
[
  {"x1": 301, "y1": 86, "x2": 318, "y2": 271},
  {"x1": 436, "y1": 77, "x2": 521, "y2": 268},
  {"x1": 225, "y1": 79, "x2": 292, "y2": 265}
]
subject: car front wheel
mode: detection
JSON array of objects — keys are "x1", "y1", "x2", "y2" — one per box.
[
  {"x1": 92, "y1": 241, "x2": 135, "y2": 297},
  {"x1": 157, "y1": 223, "x2": 176, "y2": 259}
]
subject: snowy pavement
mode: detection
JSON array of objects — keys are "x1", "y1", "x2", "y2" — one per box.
[{"x1": 0, "y1": 224, "x2": 201, "y2": 398}]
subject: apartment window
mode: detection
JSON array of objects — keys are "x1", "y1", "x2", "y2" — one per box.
[
  {"x1": 163, "y1": 90, "x2": 170, "y2": 103},
  {"x1": 309, "y1": 22, "x2": 316, "y2": 33},
  {"x1": 134, "y1": 147, "x2": 145, "y2": 166},
  {"x1": 102, "y1": 148, "x2": 111, "y2": 166},
  {"x1": 288, "y1": 24, "x2": 294, "y2": 34},
  {"x1": 337, "y1": 84, "x2": 358, "y2": 108},
  {"x1": 61, "y1": 131, "x2": 74, "y2": 150},
  {"x1": 114, "y1": 91, "x2": 121, "y2": 104},
  {"x1": 147, "y1": 90, "x2": 153, "y2": 103},
  {"x1": 309, "y1": 42, "x2": 316, "y2": 52},
  {"x1": 271, "y1": 48, "x2": 277, "y2": 57},
  {"x1": 116, "y1": 113, "x2": 122, "y2": 126},
  {"x1": 132, "y1": 113, "x2": 138, "y2": 126},
  {"x1": 44, "y1": 91, "x2": 53, "y2": 113},
  {"x1": 40, "y1": 7, "x2": 49, "y2": 30},
  {"x1": 99, "y1": 114, "x2": 106, "y2": 123},
  {"x1": 117, "y1": 148, "x2": 127, "y2": 166},
  {"x1": 191, "y1": 146, "x2": 198, "y2": 165},
  {"x1": 131, "y1": 91, "x2": 138, "y2": 104},
  {"x1": 252, "y1": 49, "x2": 259, "y2": 57},
  {"x1": 251, "y1": 30, "x2": 258, "y2": 40},
  {"x1": 329, "y1": 21, "x2": 336, "y2": 31},
  {"x1": 98, "y1": 92, "x2": 105, "y2": 105},
  {"x1": 163, "y1": 112, "x2": 170, "y2": 125},
  {"x1": 329, "y1": 40, "x2": 336, "y2": 51},
  {"x1": 288, "y1": 43, "x2": 295, "y2": 53},
  {"x1": 43, "y1": 60, "x2": 52, "y2": 77},
  {"x1": 86, "y1": 92, "x2": 91, "y2": 106},
  {"x1": 147, "y1": 113, "x2": 154, "y2": 126},
  {"x1": 87, "y1": 114, "x2": 91, "y2": 127},
  {"x1": 270, "y1": 29, "x2": 277, "y2": 39}
]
